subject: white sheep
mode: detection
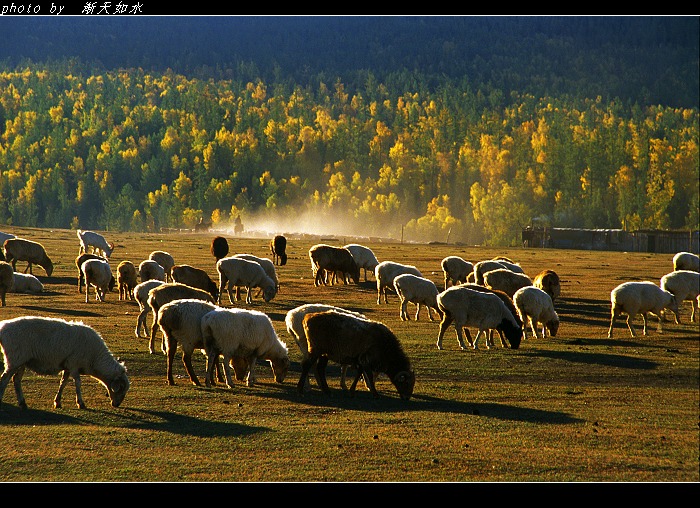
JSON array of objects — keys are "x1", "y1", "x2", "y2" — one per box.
[
  {"x1": 436, "y1": 286, "x2": 523, "y2": 350},
  {"x1": 133, "y1": 279, "x2": 166, "y2": 338},
  {"x1": 375, "y1": 260, "x2": 423, "y2": 304},
  {"x1": 139, "y1": 259, "x2": 166, "y2": 282},
  {"x1": 11, "y1": 272, "x2": 44, "y2": 293},
  {"x1": 344, "y1": 243, "x2": 379, "y2": 282},
  {"x1": 216, "y1": 256, "x2": 277, "y2": 305},
  {"x1": 201, "y1": 307, "x2": 290, "y2": 389},
  {"x1": 0, "y1": 261, "x2": 14, "y2": 306},
  {"x1": 512, "y1": 286, "x2": 560, "y2": 340},
  {"x1": 441, "y1": 255, "x2": 473, "y2": 290},
  {"x1": 117, "y1": 260, "x2": 138, "y2": 301},
  {"x1": 0, "y1": 316, "x2": 130, "y2": 409},
  {"x1": 672, "y1": 252, "x2": 699, "y2": 272},
  {"x1": 393, "y1": 273, "x2": 442, "y2": 321},
  {"x1": 491, "y1": 256, "x2": 525, "y2": 274},
  {"x1": 75, "y1": 253, "x2": 108, "y2": 293},
  {"x1": 77, "y1": 229, "x2": 115, "y2": 258},
  {"x1": 233, "y1": 253, "x2": 280, "y2": 294},
  {"x1": 3, "y1": 237, "x2": 53, "y2": 276},
  {"x1": 149, "y1": 250, "x2": 175, "y2": 282},
  {"x1": 483, "y1": 268, "x2": 533, "y2": 298},
  {"x1": 607, "y1": 281, "x2": 679, "y2": 338},
  {"x1": 81, "y1": 258, "x2": 114, "y2": 303},
  {"x1": 459, "y1": 283, "x2": 523, "y2": 349},
  {"x1": 660, "y1": 270, "x2": 700, "y2": 323},
  {"x1": 472, "y1": 259, "x2": 507, "y2": 285}
]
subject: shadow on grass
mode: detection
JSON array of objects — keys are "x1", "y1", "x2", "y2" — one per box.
[
  {"x1": 520, "y1": 349, "x2": 658, "y2": 370},
  {"x1": 17, "y1": 304, "x2": 104, "y2": 318}
]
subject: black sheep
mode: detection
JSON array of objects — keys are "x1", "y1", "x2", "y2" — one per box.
[{"x1": 270, "y1": 235, "x2": 287, "y2": 266}]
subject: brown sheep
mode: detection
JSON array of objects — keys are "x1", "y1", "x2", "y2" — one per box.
[
  {"x1": 533, "y1": 269, "x2": 561, "y2": 302},
  {"x1": 0, "y1": 261, "x2": 14, "y2": 306},
  {"x1": 308, "y1": 244, "x2": 359, "y2": 287},
  {"x1": 117, "y1": 261, "x2": 139, "y2": 301},
  {"x1": 210, "y1": 236, "x2": 229, "y2": 261},
  {"x1": 3, "y1": 238, "x2": 53, "y2": 276},
  {"x1": 171, "y1": 264, "x2": 219, "y2": 301},
  {"x1": 270, "y1": 235, "x2": 288, "y2": 266}
]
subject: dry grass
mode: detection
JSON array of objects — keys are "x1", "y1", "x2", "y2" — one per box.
[{"x1": 0, "y1": 225, "x2": 697, "y2": 482}]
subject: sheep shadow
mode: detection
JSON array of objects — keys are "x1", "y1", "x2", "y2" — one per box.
[
  {"x1": 520, "y1": 348, "x2": 658, "y2": 370},
  {"x1": 17, "y1": 304, "x2": 103, "y2": 318},
  {"x1": 555, "y1": 297, "x2": 611, "y2": 327}
]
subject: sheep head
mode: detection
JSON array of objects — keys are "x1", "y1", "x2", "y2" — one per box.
[{"x1": 391, "y1": 370, "x2": 415, "y2": 400}]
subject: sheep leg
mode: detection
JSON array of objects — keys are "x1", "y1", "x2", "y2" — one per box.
[
  {"x1": 607, "y1": 310, "x2": 618, "y2": 338},
  {"x1": 54, "y1": 369, "x2": 71, "y2": 409},
  {"x1": 530, "y1": 318, "x2": 540, "y2": 339},
  {"x1": 0, "y1": 365, "x2": 26, "y2": 409},
  {"x1": 436, "y1": 313, "x2": 454, "y2": 350},
  {"x1": 625, "y1": 314, "x2": 637, "y2": 337},
  {"x1": 399, "y1": 298, "x2": 408, "y2": 320},
  {"x1": 244, "y1": 355, "x2": 258, "y2": 387},
  {"x1": 297, "y1": 356, "x2": 317, "y2": 395},
  {"x1": 85, "y1": 281, "x2": 91, "y2": 303},
  {"x1": 315, "y1": 356, "x2": 330, "y2": 394},
  {"x1": 135, "y1": 309, "x2": 148, "y2": 338},
  {"x1": 454, "y1": 322, "x2": 470, "y2": 350},
  {"x1": 149, "y1": 316, "x2": 160, "y2": 354},
  {"x1": 358, "y1": 364, "x2": 380, "y2": 398},
  {"x1": 181, "y1": 350, "x2": 201, "y2": 387},
  {"x1": 414, "y1": 303, "x2": 421, "y2": 321},
  {"x1": 245, "y1": 287, "x2": 253, "y2": 305},
  {"x1": 166, "y1": 339, "x2": 178, "y2": 385}
]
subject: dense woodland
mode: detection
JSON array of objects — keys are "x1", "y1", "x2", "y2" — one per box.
[{"x1": 0, "y1": 16, "x2": 697, "y2": 245}]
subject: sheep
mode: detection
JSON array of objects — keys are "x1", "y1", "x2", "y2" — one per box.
[
  {"x1": 77, "y1": 229, "x2": 115, "y2": 258},
  {"x1": 233, "y1": 253, "x2": 280, "y2": 294},
  {"x1": 0, "y1": 261, "x2": 13, "y2": 307},
  {"x1": 297, "y1": 310, "x2": 415, "y2": 400},
  {"x1": 483, "y1": 268, "x2": 533, "y2": 298},
  {"x1": 75, "y1": 253, "x2": 110, "y2": 293},
  {"x1": 0, "y1": 316, "x2": 130, "y2": 410},
  {"x1": 533, "y1": 269, "x2": 561, "y2": 302},
  {"x1": 441, "y1": 255, "x2": 473, "y2": 290},
  {"x1": 270, "y1": 235, "x2": 288, "y2": 266},
  {"x1": 344, "y1": 243, "x2": 379, "y2": 282},
  {"x1": 513, "y1": 286, "x2": 560, "y2": 340},
  {"x1": 374, "y1": 260, "x2": 423, "y2": 304},
  {"x1": 473, "y1": 259, "x2": 507, "y2": 285},
  {"x1": 11, "y1": 272, "x2": 44, "y2": 294},
  {"x1": 436, "y1": 286, "x2": 523, "y2": 351},
  {"x1": 491, "y1": 256, "x2": 525, "y2": 274},
  {"x1": 117, "y1": 260, "x2": 138, "y2": 301},
  {"x1": 149, "y1": 250, "x2": 175, "y2": 282},
  {"x1": 133, "y1": 279, "x2": 166, "y2": 339},
  {"x1": 0, "y1": 232, "x2": 15, "y2": 247},
  {"x1": 458, "y1": 283, "x2": 523, "y2": 349},
  {"x1": 3, "y1": 238, "x2": 53, "y2": 276},
  {"x1": 672, "y1": 252, "x2": 699, "y2": 272},
  {"x1": 216, "y1": 256, "x2": 277, "y2": 305},
  {"x1": 201, "y1": 307, "x2": 290, "y2": 389},
  {"x1": 82, "y1": 258, "x2": 115, "y2": 303},
  {"x1": 308, "y1": 244, "x2": 359, "y2": 287},
  {"x1": 171, "y1": 264, "x2": 219, "y2": 301},
  {"x1": 139, "y1": 259, "x2": 166, "y2": 283},
  {"x1": 660, "y1": 270, "x2": 700, "y2": 323},
  {"x1": 147, "y1": 282, "x2": 216, "y2": 355},
  {"x1": 607, "y1": 281, "x2": 679, "y2": 338},
  {"x1": 211, "y1": 235, "x2": 230, "y2": 261},
  {"x1": 393, "y1": 273, "x2": 442, "y2": 321}
]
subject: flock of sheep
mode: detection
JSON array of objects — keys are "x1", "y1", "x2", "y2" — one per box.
[{"x1": 0, "y1": 228, "x2": 698, "y2": 411}]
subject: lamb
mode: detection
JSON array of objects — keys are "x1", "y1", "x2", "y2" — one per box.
[
  {"x1": 375, "y1": 260, "x2": 423, "y2": 304},
  {"x1": 533, "y1": 269, "x2": 561, "y2": 302},
  {"x1": 0, "y1": 261, "x2": 13, "y2": 306},
  {"x1": 11, "y1": 272, "x2": 44, "y2": 293},
  {"x1": 210, "y1": 235, "x2": 229, "y2": 261},
  {"x1": 344, "y1": 243, "x2": 379, "y2": 282},
  {"x1": 513, "y1": 286, "x2": 560, "y2": 340},
  {"x1": 3, "y1": 238, "x2": 53, "y2": 276},
  {"x1": 441, "y1": 256, "x2": 473, "y2": 290},
  {"x1": 149, "y1": 250, "x2": 175, "y2": 282},
  {"x1": 139, "y1": 259, "x2": 166, "y2": 282},
  {"x1": 216, "y1": 256, "x2": 277, "y2": 305},
  {"x1": 0, "y1": 316, "x2": 130, "y2": 410},
  {"x1": 660, "y1": 270, "x2": 700, "y2": 323},
  {"x1": 76, "y1": 253, "x2": 110, "y2": 293},
  {"x1": 171, "y1": 264, "x2": 219, "y2": 301},
  {"x1": 458, "y1": 283, "x2": 523, "y2": 349},
  {"x1": 393, "y1": 273, "x2": 442, "y2": 321},
  {"x1": 77, "y1": 229, "x2": 115, "y2": 258},
  {"x1": 436, "y1": 286, "x2": 523, "y2": 350},
  {"x1": 607, "y1": 281, "x2": 679, "y2": 338},
  {"x1": 82, "y1": 258, "x2": 115, "y2": 303},
  {"x1": 116, "y1": 260, "x2": 138, "y2": 301},
  {"x1": 308, "y1": 244, "x2": 359, "y2": 286},
  {"x1": 147, "y1": 282, "x2": 216, "y2": 355},
  {"x1": 672, "y1": 252, "x2": 699, "y2": 272},
  {"x1": 297, "y1": 310, "x2": 415, "y2": 400},
  {"x1": 270, "y1": 235, "x2": 288, "y2": 266},
  {"x1": 133, "y1": 279, "x2": 166, "y2": 339},
  {"x1": 483, "y1": 268, "x2": 533, "y2": 298},
  {"x1": 201, "y1": 307, "x2": 290, "y2": 389},
  {"x1": 472, "y1": 259, "x2": 507, "y2": 285}
]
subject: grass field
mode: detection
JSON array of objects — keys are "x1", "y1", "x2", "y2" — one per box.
[{"x1": 0, "y1": 225, "x2": 698, "y2": 483}]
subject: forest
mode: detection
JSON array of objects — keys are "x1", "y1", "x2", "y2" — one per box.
[{"x1": 0, "y1": 16, "x2": 697, "y2": 245}]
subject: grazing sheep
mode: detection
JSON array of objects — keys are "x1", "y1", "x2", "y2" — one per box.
[
  {"x1": 491, "y1": 256, "x2": 525, "y2": 274},
  {"x1": 483, "y1": 268, "x2": 533, "y2": 298},
  {"x1": 513, "y1": 286, "x2": 560, "y2": 340},
  {"x1": 473, "y1": 259, "x2": 508, "y2": 285},
  {"x1": 459, "y1": 283, "x2": 523, "y2": 349},
  {"x1": 147, "y1": 282, "x2": 216, "y2": 355},
  {"x1": 117, "y1": 260, "x2": 138, "y2": 301},
  {"x1": 77, "y1": 229, "x2": 115, "y2": 258},
  {"x1": 344, "y1": 244, "x2": 379, "y2": 282},
  {"x1": 375, "y1": 260, "x2": 423, "y2": 304},
  {"x1": 270, "y1": 235, "x2": 288, "y2": 266},
  {"x1": 75, "y1": 253, "x2": 110, "y2": 293},
  {"x1": 171, "y1": 264, "x2": 219, "y2": 301},
  {"x1": 308, "y1": 244, "x2": 359, "y2": 286},
  {"x1": 441, "y1": 256, "x2": 473, "y2": 290},
  {"x1": 660, "y1": 270, "x2": 700, "y2": 323},
  {"x1": 3, "y1": 238, "x2": 53, "y2": 276},
  {"x1": 672, "y1": 252, "x2": 700, "y2": 272},
  {"x1": 533, "y1": 269, "x2": 561, "y2": 302},
  {"x1": 216, "y1": 256, "x2": 277, "y2": 305},
  {"x1": 0, "y1": 232, "x2": 15, "y2": 244},
  {"x1": 149, "y1": 251, "x2": 175, "y2": 282},
  {"x1": 0, "y1": 316, "x2": 129, "y2": 410},
  {"x1": 0, "y1": 261, "x2": 14, "y2": 306},
  {"x1": 297, "y1": 310, "x2": 415, "y2": 400},
  {"x1": 11, "y1": 272, "x2": 44, "y2": 294},
  {"x1": 133, "y1": 279, "x2": 166, "y2": 339},
  {"x1": 393, "y1": 273, "x2": 442, "y2": 321},
  {"x1": 607, "y1": 281, "x2": 679, "y2": 338},
  {"x1": 233, "y1": 253, "x2": 280, "y2": 294},
  {"x1": 436, "y1": 286, "x2": 523, "y2": 350},
  {"x1": 211, "y1": 236, "x2": 230, "y2": 261},
  {"x1": 82, "y1": 258, "x2": 115, "y2": 303},
  {"x1": 139, "y1": 259, "x2": 166, "y2": 283},
  {"x1": 201, "y1": 307, "x2": 290, "y2": 389}
]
